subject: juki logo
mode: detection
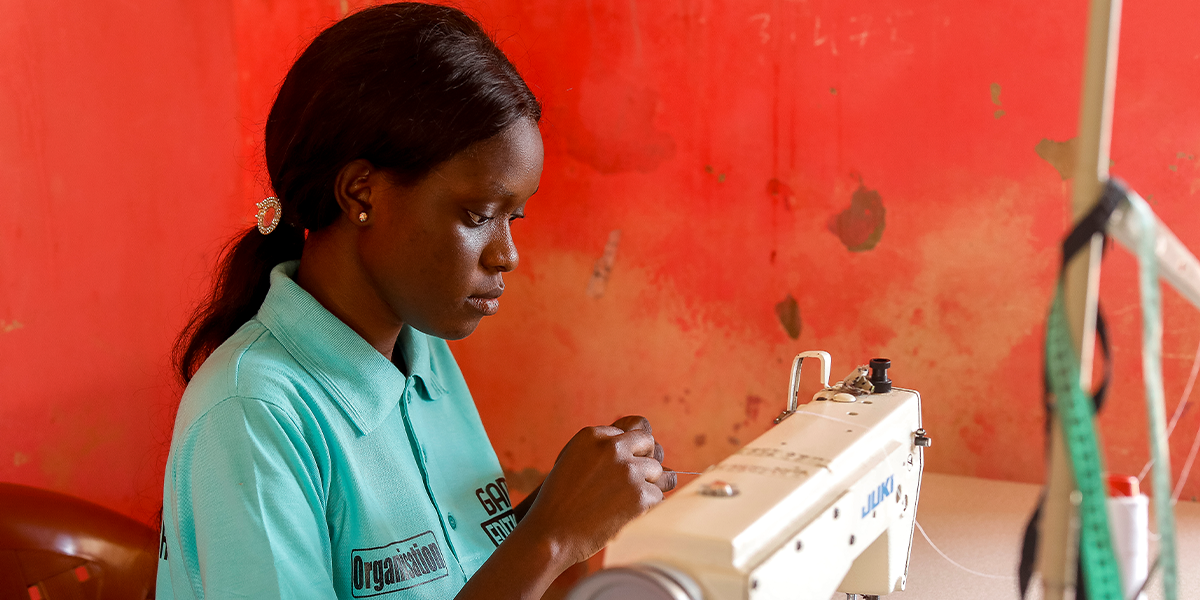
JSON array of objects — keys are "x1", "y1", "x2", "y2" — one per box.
[
  {"x1": 862, "y1": 474, "x2": 894, "y2": 518},
  {"x1": 476, "y1": 477, "x2": 516, "y2": 547},
  {"x1": 350, "y1": 531, "x2": 448, "y2": 597}
]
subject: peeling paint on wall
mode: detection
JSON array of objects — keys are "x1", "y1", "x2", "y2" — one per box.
[
  {"x1": 1035, "y1": 137, "x2": 1078, "y2": 180},
  {"x1": 775, "y1": 294, "x2": 802, "y2": 339},
  {"x1": 827, "y1": 183, "x2": 886, "y2": 252},
  {"x1": 587, "y1": 230, "x2": 622, "y2": 299}
]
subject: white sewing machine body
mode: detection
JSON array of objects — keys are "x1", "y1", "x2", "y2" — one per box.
[{"x1": 569, "y1": 352, "x2": 927, "y2": 600}]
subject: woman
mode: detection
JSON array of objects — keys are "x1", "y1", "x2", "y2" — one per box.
[{"x1": 158, "y1": 4, "x2": 675, "y2": 599}]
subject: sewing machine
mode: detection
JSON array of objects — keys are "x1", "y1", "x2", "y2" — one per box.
[{"x1": 568, "y1": 351, "x2": 928, "y2": 600}]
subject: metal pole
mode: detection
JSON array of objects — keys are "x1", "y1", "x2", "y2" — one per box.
[{"x1": 1039, "y1": 0, "x2": 1123, "y2": 597}]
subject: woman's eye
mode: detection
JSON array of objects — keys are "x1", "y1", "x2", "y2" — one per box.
[{"x1": 466, "y1": 210, "x2": 492, "y2": 225}]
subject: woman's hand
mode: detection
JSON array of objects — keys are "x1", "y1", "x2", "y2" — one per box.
[
  {"x1": 455, "y1": 415, "x2": 674, "y2": 600},
  {"x1": 519, "y1": 415, "x2": 676, "y2": 566}
]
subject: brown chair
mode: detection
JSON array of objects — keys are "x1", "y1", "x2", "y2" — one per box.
[{"x1": 0, "y1": 483, "x2": 157, "y2": 600}]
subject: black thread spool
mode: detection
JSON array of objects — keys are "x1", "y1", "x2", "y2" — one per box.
[{"x1": 869, "y1": 358, "x2": 892, "y2": 393}]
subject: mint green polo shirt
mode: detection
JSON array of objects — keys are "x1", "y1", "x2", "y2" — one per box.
[{"x1": 157, "y1": 261, "x2": 517, "y2": 599}]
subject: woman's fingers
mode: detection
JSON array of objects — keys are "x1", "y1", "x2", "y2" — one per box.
[
  {"x1": 614, "y1": 429, "x2": 655, "y2": 460},
  {"x1": 629, "y1": 456, "x2": 670, "y2": 498},
  {"x1": 611, "y1": 415, "x2": 652, "y2": 435},
  {"x1": 609, "y1": 416, "x2": 665, "y2": 462},
  {"x1": 653, "y1": 467, "x2": 678, "y2": 492}
]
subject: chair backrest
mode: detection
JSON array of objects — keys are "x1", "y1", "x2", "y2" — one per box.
[{"x1": 0, "y1": 483, "x2": 157, "y2": 600}]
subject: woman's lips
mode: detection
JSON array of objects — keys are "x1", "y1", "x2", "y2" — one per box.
[{"x1": 467, "y1": 295, "x2": 500, "y2": 316}]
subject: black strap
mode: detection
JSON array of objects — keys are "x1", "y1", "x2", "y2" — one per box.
[
  {"x1": 1019, "y1": 179, "x2": 1125, "y2": 599},
  {"x1": 1060, "y1": 179, "x2": 1124, "y2": 271},
  {"x1": 1018, "y1": 495, "x2": 1043, "y2": 593}
]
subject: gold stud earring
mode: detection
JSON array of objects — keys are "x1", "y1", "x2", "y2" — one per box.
[{"x1": 358, "y1": 212, "x2": 368, "y2": 223}]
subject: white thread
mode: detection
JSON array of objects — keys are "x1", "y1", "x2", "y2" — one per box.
[
  {"x1": 915, "y1": 520, "x2": 1015, "y2": 580},
  {"x1": 1166, "y1": 338, "x2": 1200, "y2": 439},
  {"x1": 1140, "y1": 336, "x2": 1200, "y2": 481},
  {"x1": 1172, "y1": 416, "x2": 1200, "y2": 503}
]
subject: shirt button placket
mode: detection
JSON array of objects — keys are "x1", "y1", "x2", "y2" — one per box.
[{"x1": 404, "y1": 378, "x2": 428, "y2": 466}]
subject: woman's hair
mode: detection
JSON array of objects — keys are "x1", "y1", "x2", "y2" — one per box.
[{"x1": 174, "y1": 2, "x2": 541, "y2": 382}]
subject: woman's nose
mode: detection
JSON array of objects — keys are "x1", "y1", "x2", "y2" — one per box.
[{"x1": 483, "y1": 224, "x2": 519, "y2": 272}]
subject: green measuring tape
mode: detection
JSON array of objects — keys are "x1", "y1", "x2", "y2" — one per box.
[
  {"x1": 1045, "y1": 287, "x2": 1123, "y2": 599},
  {"x1": 1044, "y1": 180, "x2": 1177, "y2": 600}
]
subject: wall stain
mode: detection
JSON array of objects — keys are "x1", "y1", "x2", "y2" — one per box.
[
  {"x1": 587, "y1": 230, "x2": 622, "y2": 298},
  {"x1": 1035, "y1": 137, "x2": 1078, "y2": 180},
  {"x1": 827, "y1": 183, "x2": 886, "y2": 252},
  {"x1": 990, "y1": 83, "x2": 1004, "y2": 118},
  {"x1": 744, "y1": 395, "x2": 764, "y2": 421},
  {"x1": 767, "y1": 178, "x2": 797, "y2": 210},
  {"x1": 1, "y1": 320, "x2": 24, "y2": 333},
  {"x1": 775, "y1": 294, "x2": 802, "y2": 339},
  {"x1": 727, "y1": 436, "x2": 740, "y2": 446},
  {"x1": 502, "y1": 467, "x2": 547, "y2": 495},
  {"x1": 13, "y1": 452, "x2": 30, "y2": 467},
  {"x1": 705, "y1": 164, "x2": 727, "y2": 183},
  {"x1": 693, "y1": 433, "x2": 707, "y2": 447}
]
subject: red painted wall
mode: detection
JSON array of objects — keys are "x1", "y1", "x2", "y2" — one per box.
[
  {"x1": 0, "y1": 0, "x2": 242, "y2": 523},
  {"x1": 453, "y1": 0, "x2": 1200, "y2": 503},
  {"x1": 3, "y1": 0, "x2": 1200, "y2": 534}
]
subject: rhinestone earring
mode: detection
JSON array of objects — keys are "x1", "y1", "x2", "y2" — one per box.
[
  {"x1": 358, "y1": 212, "x2": 368, "y2": 223},
  {"x1": 256, "y1": 197, "x2": 281, "y2": 234}
]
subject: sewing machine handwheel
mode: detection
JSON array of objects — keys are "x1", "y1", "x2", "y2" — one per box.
[{"x1": 566, "y1": 563, "x2": 701, "y2": 600}]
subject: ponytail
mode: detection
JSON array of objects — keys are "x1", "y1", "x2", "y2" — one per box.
[
  {"x1": 174, "y1": 225, "x2": 304, "y2": 382},
  {"x1": 173, "y1": 3, "x2": 539, "y2": 383}
]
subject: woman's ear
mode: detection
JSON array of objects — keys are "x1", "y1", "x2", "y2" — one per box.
[{"x1": 333, "y1": 159, "x2": 376, "y2": 224}]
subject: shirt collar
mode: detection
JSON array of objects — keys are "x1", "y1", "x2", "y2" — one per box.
[
  {"x1": 257, "y1": 261, "x2": 447, "y2": 436},
  {"x1": 395, "y1": 323, "x2": 450, "y2": 401}
]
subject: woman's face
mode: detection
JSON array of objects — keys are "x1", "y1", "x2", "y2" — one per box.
[{"x1": 359, "y1": 118, "x2": 544, "y2": 340}]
